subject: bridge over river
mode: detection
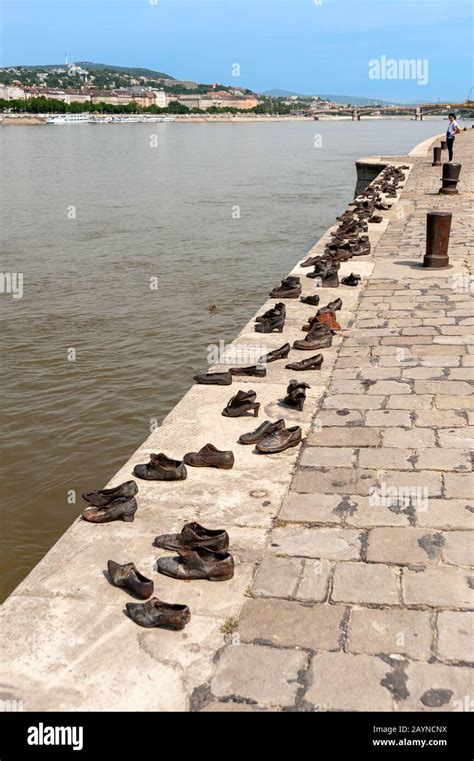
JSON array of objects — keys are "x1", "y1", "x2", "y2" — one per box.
[{"x1": 312, "y1": 102, "x2": 473, "y2": 120}]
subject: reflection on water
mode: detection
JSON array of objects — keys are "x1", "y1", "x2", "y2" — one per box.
[{"x1": 0, "y1": 119, "x2": 446, "y2": 599}]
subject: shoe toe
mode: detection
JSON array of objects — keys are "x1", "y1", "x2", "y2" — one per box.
[
  {"x1": 153, "y1": 533, "x2": 180, "y2": 550},
  {"x1": 157, "y1": 556, "x2": 182, "y2": 578},
  {"x1": 133, "y1": 464, "x2": 149, "y2": 479}
]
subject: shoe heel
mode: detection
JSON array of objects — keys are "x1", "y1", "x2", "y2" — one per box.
[
  {"x1": 252, "y1": 403, "x2": 260, "y2": 417},
  {"x1": 122, "y1": 514, "x2": 135, "y2": 522},
  {"x1": 296, "y1": 399, "x2": 305, "y2": 411}
]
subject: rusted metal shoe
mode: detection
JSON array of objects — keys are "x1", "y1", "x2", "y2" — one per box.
[
  {"x1": 293, "y1": 323, "x2": 333, "y2": 351},
  {"x1": 183, "y1": 444, "x2": 234, "y2": 469},
  {"x1": 255, "y1": 302, "x2": 285, "y2": 322},
  {"x1": 157, "y1": 547, "x2": 235, "y2": 582},
  {"x1": 300, "y1": 255, "x2": 324, "y2": 268},
  {"x1": 285, "y1": 354, "x2": 324, "y2": 371},
  {"x1": 229, "y1": 365, "x2": 266, "y2": 377},
  {"x1": 107, "y1": 560, "x2": 154, "y2": 599},
  {"x1": 284, "y1": 379, "x2": 310, "y2": 411},
  {"x1": 258, "y1": 343, "x2": 290, "y2": 364},
  {"x1": 300, "y1": 295, "x2": 321, "y2": 306},
  {"x1": 269, "y1": 276, "x2": 302, "y2": 299},
  {"x1": 341, "y1": 273, "x2": 361, "y2": 287},
  {"x1": 193, "y1": 371, "x2": 232, "y2": 385},
  {"x1": 82, "y1": 480, "x2": 138, "y2": 507},
  {"x1": 239, "y1": 418, "x2": 285, "y2": 444},
  {"x1": 256, "y1": 425, "x2": 302, "y2": 454},
  {"x1": 255, "y1": 313, "x2": 285, "y2": 333},
  {"x1": 126, "y1": 598, "x2": 191, "y2": 629},
  {"x1": 133, "y1": 454, "x2": 187, "y2": 481},
  {"x1": 318, "y1": 298, "x2": 342, "y2": 313},
  {"x1": 154, "y1": 522, "x2": 229, "y2": 552},
  {"x1": 222, "y1": 389, "x2": 260, "y2": 417},
  {"x1": 82, "y1": 496, "x2": 138, "y2": 523}
]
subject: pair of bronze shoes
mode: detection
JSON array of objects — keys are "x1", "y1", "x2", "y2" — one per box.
[
  {"x1": 293, "y1": 322, "x2": 333, "y2": 351},
  {"x1": 154, "y1": 522, "x2": 234, "y2": 581},
  {"x1": 81, "y1": 480, "x2": 138, "y2": 523},
  {"x1": 303, "y1": 311, "x2": 341, "y2": 333},
  {"x1": 194, "y1": 365, "x2": 266, "y2": 384},
  {"x1": 134, "y1": 445, "x2": 234, "y2": 479},
  {"x1": 306, "y1": 262, "x2": 339, "y2": 287},
  {"x1": 269, "y1": 276, "x2": 301, "y2": 299},
  {"x1": 255, "y1": 302, "x2": 286, "y2": 334},
  {"x1": 222, "y1": 389, "x2": 259, "y2": 417},
  {"x1": 238, "y1": 418, "x2": 302, "y2": 453},
  {"x1": 107, "y1": 561, "x2": 190, "y2": 630}
]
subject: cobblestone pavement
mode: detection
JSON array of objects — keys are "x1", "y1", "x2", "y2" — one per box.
[{"x1": 205, "y1": 132, "x2": 474, "y2": 712}]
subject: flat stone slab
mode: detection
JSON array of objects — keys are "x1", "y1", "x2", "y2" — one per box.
[
  {"x1": 238, "y1": 598, "x2": 344, "y2": 650},
  {"x1": 347, "y1": 607, "x2": 432, "y2": 660},
  {"x1": 331, "y1": 562, "x2": 400, "y2": 605},
  {"x1": 305, "y1": 652, "x2": 394, "y2": 711},
  {"x1": 271, "y1": 526, "x2": 361, "y2": 560},
  {"x1": 210, "y1": 644, "x2": 307, "y2": 706}
]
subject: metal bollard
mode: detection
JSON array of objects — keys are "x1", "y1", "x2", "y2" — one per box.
[
  {"x1": 423, "y1": 211, "x2": 452, "y2": 269},
  {"x1": 432, "y1": 146, "x2": 442, "y2": 166},
  {"x1": 440, "y1": 140, "x2": 447, "y2": 150},
  {"x1": 439, "y1": 162, "x2": 462, "y2": 195}
]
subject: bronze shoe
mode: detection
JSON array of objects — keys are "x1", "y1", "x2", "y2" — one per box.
[
  {"x1": 293, "y1": 323, "x2": 333, "y2": 351},
  {"x1": 300, "y1": 255, "x2": 323, "y2": 268},
  {"x1": 222, "y1": 390, "x2": 259, "y2": 418},
  {"x1": 82, "y1": 496, "x2": 137, "y2": 523},
  {"x1": 300, "y1": 295, "x2": 320, "y2": 306},
  {"x1": 126, "y1": 598, "x2": 191, "y2": 629},
  {"x1": 284, "y1": 380, "x2": 310, "y2": 411},
  {"x1": 229, "y1": 365, "x2": 266, "y2": 377},
  {"x1": 238, "y1": 418, "x2": 285, "y2": 445},
  {"x1": 193, "y1": 371, "x2": 232, "y2": 385},
  {"x1": 318, "y1": 298, "x2": 342, "y2": 313},
  {"x1": 258, "y1": 343, "x2": 290, "y2": 364},
  {"x1": 154, "y1": 522, "x2": 229, "y2": 552},
  {"x1": 269, "y1": 276, "x2": 301, "y2": 299},
  {"x1": 255, "y1": 313, "x2": 285, "y2": 333},
  {"x1": 82, "y1": 480, "x2": 138, "y2": 507},
  {"x1": 133, "y1": 453, "x2": 187, "y2": 481},
  {"x1": 255, "y1": 303, "x2": 285, "y2": 322},
  {"x1": 341, "y1": 273, "x2": 361, "y2": 287},
  {"x1": 107, "y1": 560, "x2": 154, "y2": 599},
  {"x1": 285, "y1": 354, "x2": 323, "y2": 371},
  {"x1": 256, "y1": 426, "x2": 302, "y2": 454},
  {"x1": 157, "y1": 547, "x2": 235, "y2": 582},
  {"x1": 183, "y1": 443, "x2": 234, "y2": 469}
]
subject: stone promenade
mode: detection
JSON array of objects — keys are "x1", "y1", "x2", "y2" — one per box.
[
  {"x1": 205, "y1": 132, "x2": 474, "y2": 712},
  {"x1": 1, "y1": 132, "x2": 472, "y2": 713}
]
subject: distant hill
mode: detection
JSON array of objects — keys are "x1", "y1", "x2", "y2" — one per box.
[
  {"x1": 264, "y1": 88, "x2": 396, "y2": 106},
  {"x1": 10, "y1": 62, "x2": 175, "y2": 80}
]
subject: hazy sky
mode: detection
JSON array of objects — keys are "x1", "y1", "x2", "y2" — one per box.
[{"x1": 1, "y1": 0, "x2": 472, "y2": 101}]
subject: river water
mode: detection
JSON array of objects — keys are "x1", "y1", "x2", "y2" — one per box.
[{"x1": 0, "y1": 118, "x2": 451, "y2": 600}]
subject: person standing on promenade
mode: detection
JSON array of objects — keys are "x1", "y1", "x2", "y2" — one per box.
[{"x1": 446, "y1": 112, "x2": 460, "y2": 161}]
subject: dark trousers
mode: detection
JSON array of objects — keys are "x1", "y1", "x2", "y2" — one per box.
[{"x1": 447, "y1": 137, "x2": 455, "y2": 161}]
